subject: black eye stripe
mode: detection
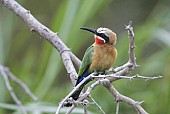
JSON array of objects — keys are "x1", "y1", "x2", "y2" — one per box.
[{"x1": 96, "y1": 33, "x2": 109, "y2": 43}]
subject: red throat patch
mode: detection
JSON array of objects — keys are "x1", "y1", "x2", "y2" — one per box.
[{"x1": 95, "y1": 37, "x2": 105, "y2": 44}]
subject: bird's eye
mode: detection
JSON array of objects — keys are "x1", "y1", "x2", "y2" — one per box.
[{"x1": 100, "y1": 33, "x2": 105, "y2": 38}]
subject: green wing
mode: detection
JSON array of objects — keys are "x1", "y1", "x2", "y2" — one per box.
[{"x1": 78, "y1": 44, "x2": 94, "y2": 76}]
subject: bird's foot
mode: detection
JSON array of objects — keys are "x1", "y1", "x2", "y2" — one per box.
[
  {"x1": 114, "y1": 95, "x2": 123, "y2": 103},
  {"x1": 92, "y1": 72, "x2": 99, "y2": 76},
  {"x1": 82, "y1": 99, "x2": 90, "y2": 106},
  {"x1": 111, "y1": 68, "x2": 116, "y2": 73},
  {"x1": 92, "y1": 71, "x2": 106, "y2": 76},
  {"x1": 100, "y1": 71, "x2": 106, "y2": 75},
  {"x1": 63, "y1": 97, "x2": 73, "y2": 107}
]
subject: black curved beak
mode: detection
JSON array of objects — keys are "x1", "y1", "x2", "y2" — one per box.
[
  {"x1": 80, "y1": 27, "x2": 109, "y2": 43},
  {"x1": 80, "y1": 27, "x2": 97, "y2": 34}
]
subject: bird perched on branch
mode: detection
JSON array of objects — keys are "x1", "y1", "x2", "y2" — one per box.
[{"x1": 66, "y1": 27, "x2": 117, "y2": 106}]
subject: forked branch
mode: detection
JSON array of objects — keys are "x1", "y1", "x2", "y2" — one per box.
[{"x1": 57, "y1": 22, "x2": 161, "y2": 114}]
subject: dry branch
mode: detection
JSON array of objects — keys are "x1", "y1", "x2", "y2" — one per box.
[
  {"x1": 0, "y1": 0, "x2": 80, "y2": 86},
  {"x1": 102, "y1": 79, "x2": 148, "y2": 114},
  {"x1": 0, "y1": 65, "x2": 38, "y2": 114}
]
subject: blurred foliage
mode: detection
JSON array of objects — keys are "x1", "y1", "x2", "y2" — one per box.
[{"x1": 0, "y1": 0, "x2": 170, "y2": 114}]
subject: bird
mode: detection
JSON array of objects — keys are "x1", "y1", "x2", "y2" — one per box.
[{"x1": 65, "y1": 27, "x2": 117, "y2": 106}]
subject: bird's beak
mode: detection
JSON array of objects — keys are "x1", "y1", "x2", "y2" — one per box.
[{"x1": 80, "y1": 27, "x2": 96, "y2": 34}]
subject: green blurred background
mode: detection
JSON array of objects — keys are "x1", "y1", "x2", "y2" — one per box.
[{"x1": 0, "y1": 0, "x2": 170, "y2": 114}]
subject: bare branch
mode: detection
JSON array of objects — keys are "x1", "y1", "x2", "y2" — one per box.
[
  {"x1": 125, "y1": 21, "x2": 137, "y2": 67},
  {"x1": 65, "y1": 77, "x2": 150, "y2": 114},
  {"x1": 116, "y1": 102, "x2": 119, "y2": 114},
  {"x1": 0, "y1": 65, "x2": 27, "y2": 114},
  {"x1": 83, "y1": 105, "x2": 88, "y2": 114},
  {"x1": 101, "y1": 79, "x2": 148, "y2": 114},
  {"x1": 107, "y1": 63, "x2": 133, "y2": 73},
  {"x1": 92, "y1": 74, "x2": 162, "y2": 81},
  {"x1": 66, "y1": 105, "x2": 75, "y2": 114},
  {"x1": 89, "y1": 95, "x2": 106, "y2": 114},
  {"x1": 5, "y1": 67, "x2": 38, "y2": 101},
  {"x1": 0, "y1": 0, "x2": 79, "y2": 86},
  {"x1": 131, "y1": 74, "x2": 162, "y2": 81}
]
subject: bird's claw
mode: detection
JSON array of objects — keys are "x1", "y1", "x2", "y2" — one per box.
[
  {"x1": 92, "y1": 71, "x2": 106, "y2": 76},
  {"x1": 92, "y1": 72, "x2": 99, "y2": 76}
]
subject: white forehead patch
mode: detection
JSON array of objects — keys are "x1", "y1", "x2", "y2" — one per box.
[
  {"x1": 97, "y1": 27, "x2": 108, "y2": 33},
  {"x1": 96, "y1": 27, "x2": 112, "y2": 38}
]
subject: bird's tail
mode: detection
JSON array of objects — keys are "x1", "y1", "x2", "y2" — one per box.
[
  {"x1": 64, "y1": 84, "x2": 85, "y2": 107},
  {"x1": 65, "y1": 69, "x2": 91, "y2": 107},
  {"x1": 71, "y1": 83, "x2": 85, "y2": 100}
]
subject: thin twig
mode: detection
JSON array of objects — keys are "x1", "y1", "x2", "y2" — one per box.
[
  {"x1": 89, "y1": 95, "x2": 106, "y2": 114},
  {"x1": 125, "y1": 21, "x2": 138, "y2": 68},
  {"x1": 116, "y1": 102, "x2": 119, "y2": 114},
  {"x1": 0, "y1": 65, "x2": 27, "y2": 114},
  {"x1": 6, "y1": 68, "x2": 38, "y2": 101},
  {"x1": 83, "y1": 105, "x2": 88, "y2": 114},
  {"x1": 106, "y1": 63, "x2": 133, "y2": 73},
  {"x1": 92, "y1": 74, "x2": 162, "y2": 81},
  {"x1": 65, "y1": 105, "x2": 75, "y2": 114}
]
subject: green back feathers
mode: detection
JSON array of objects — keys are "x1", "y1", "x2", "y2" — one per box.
[{"x1": 78, "y1": 44, "x2": 94, "y2": 76}]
